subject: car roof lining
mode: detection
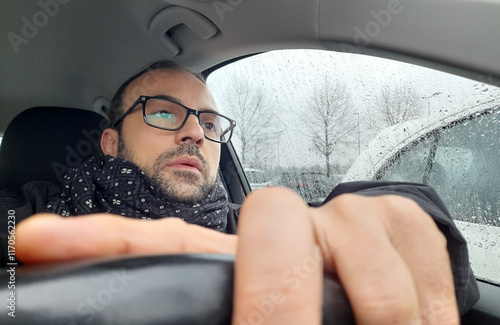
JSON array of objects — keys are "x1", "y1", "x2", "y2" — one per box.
[
  {"x1": 318, "y1": 0, "x2": 500, "y2": 86},
  {"x1": 1, "y1": 0, "x2": 500, "y2": 133}
]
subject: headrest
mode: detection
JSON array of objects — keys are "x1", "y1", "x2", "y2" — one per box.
[{"x1": 0, "y1": 107, "x2": 107, "y2": 190}]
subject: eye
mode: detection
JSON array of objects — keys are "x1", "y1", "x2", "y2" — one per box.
[
  {"x1": 200, "y1": 114, "x2": 220, "y2": 132},
  {"x1": 151, "y1": 110, "x2": 175, "y2": 120},
  {"x1": 202, "y1": 122, "x2": 217, "y2": 131}
]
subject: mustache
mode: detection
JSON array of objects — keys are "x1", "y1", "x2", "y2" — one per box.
[{"x1": 155, "y1": 143, "x2": 209, "y2": 171}]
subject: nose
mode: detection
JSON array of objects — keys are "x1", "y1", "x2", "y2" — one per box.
[{"x1": 175, "y1": 113, "x2": 205, "y2": 146}]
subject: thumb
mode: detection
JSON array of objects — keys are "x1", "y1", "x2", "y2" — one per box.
[{"x1": 233, "y1": 188, "x2": 322, "y2": 325}]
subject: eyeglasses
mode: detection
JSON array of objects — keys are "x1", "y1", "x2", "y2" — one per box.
[{"x1": 112, "y1": 95, "x2": 236, "y2": 144}]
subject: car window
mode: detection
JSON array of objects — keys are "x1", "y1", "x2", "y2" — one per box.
[
  {"x1": 207, "y1": 49, "x2": 500, "y2": 285},
  {"x1": 377, "y1": 108, "x2": 500, "y2": 284},
  {"x1": 378, "y1": 110, "x2": 500, "y2": 226},
  {"x1": 246, "y1": 170, "x2": 266, "y2": 184},
  {"x1": 243, "y1": 167, "x2": 271, "y2": 190}
]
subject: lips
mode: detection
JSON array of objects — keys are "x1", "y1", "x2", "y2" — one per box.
[{"x1": 166, "y1": 156, "x2": 202, "y2": 173}]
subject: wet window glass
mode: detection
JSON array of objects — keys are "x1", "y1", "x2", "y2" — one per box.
[
  {"x1": 207, "y1": 49, "x2": 500, "y2": 285},
  {"x1": 377, "y1": 110, "x2": 500, "y2": 284}
]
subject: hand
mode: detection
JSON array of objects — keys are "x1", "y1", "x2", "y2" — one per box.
[
  {"x1": 16, "y1": 187, "x2": 459, "y2": 324},
  {"x1": 232, "y1": 187, "x2": 459, "y2": 325}
]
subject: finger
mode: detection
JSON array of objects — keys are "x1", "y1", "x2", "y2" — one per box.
[
  {"x1": 233, "y1": 187, "x2": 322, "y2": 325},
  {"x1": 376, "y1": 195, "x2": 459, "y2": 324},
  {"x1": 311, "y1": 194, "x2": 421, "y2": 325},
  {"x1": 16, "y1": 213, "x2": 237, "y2": 264}
]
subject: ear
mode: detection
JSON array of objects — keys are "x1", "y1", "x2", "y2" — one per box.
[{"x1": 100, "y1": 128, "x2": 119, "y2": 157}]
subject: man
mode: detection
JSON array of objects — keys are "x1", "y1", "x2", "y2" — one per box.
[{"x1": 16, "y1": 61, "x2": 473, "y2": 324}]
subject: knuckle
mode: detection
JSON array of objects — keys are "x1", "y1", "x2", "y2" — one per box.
[
  {"x1": 380, "y1": 195, "x2": 421, "y2": 217},
  {"x1": 378, "y1": 196, "x2": 431, "y2": 227},
  {"x1": 377, "y1": 195, "x2": 449, "y2": 248},
  {"x1": 433, "y1": 228, "x2": 448, "y2": 248},
  {"x1": 328, "y1": 193, "x2": 360, "y2": 206},
  {"x1": 354, "y1": 292, "x2": 419, "y2": 324},
  {"x1": 162, "y1": 217, "x2": 189, "y2": 252},
  {"x1": 420, "y1": 302, "x2": 460, "y2": 325},
  {"x1": 320, "y1": 193, "x2": 364, "y2": 220}
]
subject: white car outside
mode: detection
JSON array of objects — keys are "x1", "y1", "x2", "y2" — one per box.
[
  {"x1": 344, "y1": 104, "x2": 500, "y2": 285},
  {"x1": 344, "y1": 104, "x2": 498, "y2": 182}
]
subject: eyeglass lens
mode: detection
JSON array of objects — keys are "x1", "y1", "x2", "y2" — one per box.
[{"x1": 144, "y1": 98, "x2": 232, "y2": 142}]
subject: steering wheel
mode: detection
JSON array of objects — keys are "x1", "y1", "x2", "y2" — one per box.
[{"x1": 0, "y1": 254, "x2": 355, "y2": 324}]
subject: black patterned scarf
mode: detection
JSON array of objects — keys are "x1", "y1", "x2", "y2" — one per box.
[{"x1": 44, "y1": 155, "x2": 229, "y2": 232}]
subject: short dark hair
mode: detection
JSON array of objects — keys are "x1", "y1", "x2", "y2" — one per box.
[{"x1": 108, "y1": 60, "x2": 206, "y2": 132}]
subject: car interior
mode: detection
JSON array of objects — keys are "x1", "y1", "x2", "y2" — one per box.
[{"x1": 1, "y1": 0, "x2": 499, "y2": 324}]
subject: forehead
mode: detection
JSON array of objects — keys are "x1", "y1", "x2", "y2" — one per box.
[{"x1": 122, "y1": 68, "x2": 217, "y2": 110}]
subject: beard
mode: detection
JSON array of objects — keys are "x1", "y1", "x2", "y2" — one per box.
[{"x1": 117, "y1": 138, "x2": 216, "y2": 204}]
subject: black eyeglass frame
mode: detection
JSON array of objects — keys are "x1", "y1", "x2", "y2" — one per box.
[{"x1": 112, "y1": 95, "x2": 237, "y2": 144}]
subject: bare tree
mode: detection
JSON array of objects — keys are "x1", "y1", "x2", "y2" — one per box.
[
  {"x1": 369, "y1": 85, "x2": 422, "y2": 129},
  {"x1": 217, "y1": 74, "x2": 277, "y2": 168},
  {"x1": 306, "y1": 78, "x2": 355, "y2": 178}
]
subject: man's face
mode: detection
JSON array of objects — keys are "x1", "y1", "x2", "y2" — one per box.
[{"x1": 110, "y1": 69, "x2": 221, "y2": 204}]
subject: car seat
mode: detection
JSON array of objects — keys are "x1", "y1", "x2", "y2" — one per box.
[
  {"x1": 0, "y1": 107, "x2": 107, "y2": 266},
  {"x1": 0, "y1": 106, "x2": 107, "y2": 190}
]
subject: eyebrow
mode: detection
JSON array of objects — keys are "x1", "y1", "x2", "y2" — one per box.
[{"x1": 153, "y1": 94, "x2": 219, "y2": 113}]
